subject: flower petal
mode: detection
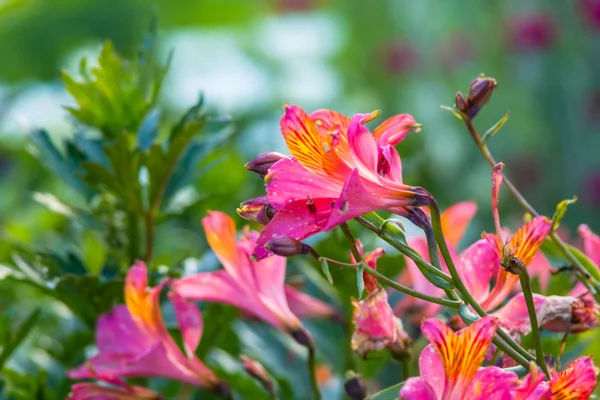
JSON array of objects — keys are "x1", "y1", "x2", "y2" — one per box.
[
  {"x1": 551, "y1": 356, "x2": 599, "y2": 399},
  {"x1": 285, "y1": 285, "x2": 337, "y2": 320},
  {"x1": 124, "y1": 262, "x2": 167, "y2": 337},
  {"x1": 465, "y1": 366, "x2": 519, "y2": 399},
  {"x1": 418, "y1": 344, "x2": 445, "y2": 399},
  {"x1": 280, "y1": 105, "x2": 325, "y2": 174},
  {"x1": 441, "y1": 201, "x2": 478, "y2": 248},
  {"x1": 372, "y1": 113, "x2": 417, "y2": 146},
  {"x1": 459, "y1": 239, "x2": 500, "y2": 304},
  {"x1": 399, "y1": 377, "x2": 438, "y2": 400},
  {"x1": 309, "y1": 109, "x2": 350, "y2": 143},
  {"x1": 169, "y1": 292, "x2": 203, "y2": 358},
  {"x1": 511, "y1": 216, "x2": 552, "y2": 267},
  {"x1": 578, "y1": 224, "x2": 600, "y2": 267}
]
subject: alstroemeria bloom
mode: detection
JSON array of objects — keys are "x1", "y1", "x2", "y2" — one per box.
[
  {"x1": 68, "y1": 262, "x2": 221, "y2": 389},
  {"x1": 246, "y1": 105, "x2": 425, "y2": 260},
  {"x1": 395, "y1": 201, "x2": 477, "y2": 322},
  {"x1": 517, "y1": 356, "x2": 599, "y2": 399},
  {"x1": 68, "y1": 381, "x2": 163, "y2": 400},
  {"x1": 400, "y1": 316, "x2": 519, "y2": 399},
  {"x1": 171, "y1": 211, "x2": 336, "y2": 335},
  {"x1": 458, "y1": 164, "x2": 552, "y2": 311}
]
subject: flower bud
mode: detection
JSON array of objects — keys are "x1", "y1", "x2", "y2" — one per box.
[
  {"x1": 467, "y1": 76, "x2": 497, "y2": 119},
  {"x1": 244, "y1": 152, "x2": 285, "y2": 177},
  {"x1": 455, "y1": 91, "x2": 469, "y2": 113},
  {"x1": 264, "y1": 237, "x2": 317, "y2": 258},
  {"x1": 237, "y1": 196, "x2": 276, "y2": 225},
  {"x1": 344, "y1": 372, "x2": 367, "y2": 400},
  {"x1": 291, "y1": 327, "x2": 314, "y2": 348},
  {"x1": 240, "y1": 355, "x2": 274, "y2": 393}
]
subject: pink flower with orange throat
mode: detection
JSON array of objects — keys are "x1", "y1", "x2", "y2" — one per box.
[
  {"x1": 242, "y1": 105, "x2": 425, "y2": 260},
  {"x1": 67, "y1": 262, "x2": 223, "y2": 391},
  {"x1": 400, "y1": 316, "x2": 519, "y2": 399},
  {"x1": 517, "y1": 356, "x2": 599, "y2": 399},
  {"x1": 395, "y1": 201, "x2": 478, "y2": 322},
  {"x1": 171, "y1": 211, "x2": 336, "y2": 337}
]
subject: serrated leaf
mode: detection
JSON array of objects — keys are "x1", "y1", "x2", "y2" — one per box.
[
  {"x1": 481, "y1": 111, "x2": 510, "y2": 142},
  {"x1": 365, "y1": 382, "x2": 403, "y2": 400},
  {"x1": 551, "y1": 197, "x2": 577, "y2": 231},
  {"x1": 319, "y1": 258, "x2": 334, "y2": 285}
]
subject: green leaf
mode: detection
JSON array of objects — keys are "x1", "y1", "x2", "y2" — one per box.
[
  {"x1": 0, "y1": 309, "x2": 40, "y2": 368},
  {"x1": 319, "y1": 258, "x2": 334, "y2": 285},
  {"x1": 137, "y1": 108, "x2": 160, "y2": 150},
  {"x1": 440, "y1": 105, "x2": 465, "y2": 121},
  {"x1": 551, "y1": 196, "x2": 577, "y2": 231},
  {"x1": 206, "y1": 349, "x2": 271, "y2": 400},
  {"x1": 81, "y1": 230, "x2": 107, "y2": 276},
  {"x1": 365, "y1": 382, "x2": 403, "y2": 400},
  {"x1": 481, "y1": 111, "x2": 510, "y2": 142},
  {"x1": 541, "y1": 239, "x2": 600, "y2": 288},
  {"x1": 356, "y1": 264, "x2": 365, "y2": 298},
  {"x1": 380, "y1": 219, "x2": 407, "y2": 246}
]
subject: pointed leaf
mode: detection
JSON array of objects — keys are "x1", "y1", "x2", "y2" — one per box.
[
  {"x1": 481, "y1": 111, "x2": 510, "y2": 142},
  {"x1": 551, "y1": 196, "x2": 577, "y2": 231},
  {"x1": 356, "y1": 265, "x2": 365, "y2": 298},
  {"x1": 319, "y1": 258, "x2": 334, "y2": 285}
]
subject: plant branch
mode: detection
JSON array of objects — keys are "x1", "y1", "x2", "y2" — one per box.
[{"x1": 307, "y1": 343, "x2": 322, "y2": 400}]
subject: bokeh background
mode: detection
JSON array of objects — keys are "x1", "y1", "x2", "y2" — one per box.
[{"x1": 1, "y1": 0, "x2": 600, "y2": 398}]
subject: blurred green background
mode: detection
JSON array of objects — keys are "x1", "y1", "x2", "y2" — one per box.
[{"x1": 1, "y1": 0, "x2": 600, "y2": 398}]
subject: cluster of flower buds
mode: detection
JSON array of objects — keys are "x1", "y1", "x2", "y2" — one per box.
[{"x1": 455, "y1": 75, "x2": 498, "y2": 120}]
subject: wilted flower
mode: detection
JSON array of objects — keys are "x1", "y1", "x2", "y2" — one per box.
[
  {"x1": 245, "y1": 105, "x2": 425, "y2": 260},
  {"x1": 171, "y1": 211, "x2": 336, "y2": 336},
  {"x1": 395, "y1": 201, "x2": 477, "y2": 322},
  {"x1": 400, "y1": 316, "x2": 519, "y2": 399},
  {"x1": 68, "y1": 262, "x2": 222, "y2": 389}
]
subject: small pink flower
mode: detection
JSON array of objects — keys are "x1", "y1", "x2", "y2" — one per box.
[
  {"x1": 517, "y1": 356, "x2": 599, "y2": 399},
  {"x1": 395, "y1": 201, "x2": 478, "y2": 322},
  {"x1": 244, "y1": 105, "x2": 424, "y2": 260},
  {"x1": 67, "y1": 262, "x2": 221, "y2": 389},
  {"x1": 507, "y1": 12, "x2": 558, "y2": 53},
  {"x1": 400, "y1": 316, "x2": 519, "y2": 399},
  {"x1": 171, "y1": 211, "x2": 336, "y2": 334},
  {"x1": 68, "y1": 381, "x2": 163, "y2": 400},
  {"x1": 579, "y1": 0, "x2": 600, "y2": 30}
]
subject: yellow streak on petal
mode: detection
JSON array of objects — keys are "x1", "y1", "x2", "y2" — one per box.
[{"x1": 281, "y1": 105, "x2": 326, "y2": 174}]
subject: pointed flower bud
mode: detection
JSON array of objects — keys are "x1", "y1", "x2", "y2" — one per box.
[
  {"x1": 237, "y1": 196, "x2": 276, "y2": 225},
  {"x1": 264, "y1": 236, "x2": 317, "y2": 258},
  {"x1": 455, "y1": 91, "x2": 469, "y2": 114},
  {"x1": 244, "y1": 152, "x2": 285, "y2": 177},
  {"x1": 466, "y1": 75, "x2": 497, "y2": 119}
]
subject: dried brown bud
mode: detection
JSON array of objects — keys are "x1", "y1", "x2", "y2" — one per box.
[
  {"x1": 264, "y1": 237, "x2": 317, "y2": 258},
  {"x1": 244, "y1": 152, "x2": 285, "y2": 177},
  {"x1": 467, "y1": 76, "x2": 497, "y2": 119}
]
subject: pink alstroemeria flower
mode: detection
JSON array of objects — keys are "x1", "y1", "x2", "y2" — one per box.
[
  {"x1": 395, "y1": 201, "x2": 477, "y2": 322},
  {"x1": 68, "y1": 262, "x2": 221, "y2": 390},
  {"x1": 68, "y1": 381, "x2": 164, "y2": 400},
  {"x1": 246, "y1": 105, "x2": 425, "y2": 260},
  {"x1": 400, "y1": 316, "x2": 519, "y2": 399},
  {"x1": 517, "y1": 356, "x2": 599, "y2": 399},
  {"x1": 171, "y1": 211, "x2": 336, "y2": 335},
  {"x1": 457, "y1": 164, "x2": 552, "y2": 312},
  {"x1": 350, "y1": 243, "x2": 411, "y2": 358}
]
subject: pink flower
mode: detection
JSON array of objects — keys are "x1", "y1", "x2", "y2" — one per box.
[
  {"x1": 350, "y1": 243, "x2": 411, "y2": 358},
  {"x1": 68, "y1": 381, "x2": 163, "y2": 400},
  {"x1": 171, "y1": 211, "x2": 336, "y2": 335},
  {"x1": 399, "y1": 316, "x2": 519, "y2": 399},
  {"x1": 395, "y1": 201, "x2": 477, "y2": 322},
  {"x1": 507, "y1": 12, "x2": 557, "y2": 53},
  {"x1": 579, "y1": 0, "x2": 600, "y2": 30},
  {"x1": 517, "y1": 356, "x2": 599, "y2": 399},
  {"x1": 244, "y1": 105, "x2": 424, "y2": 260},
  {"x1": 460, "y1": 165, "x2": 552, "y2": 311},
  {"x1": 67, "y1": 262, "x2": 221, "y2": 389}
]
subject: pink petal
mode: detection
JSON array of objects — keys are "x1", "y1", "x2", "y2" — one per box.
[
  {"x1": 285, "y1": 285, "x2": 336, "y2": 319},
  {"x1": 399, "y1": 377, "x2": 438, "y2": 400},
  {"x1": 252, "y1": 255, "x2": 290, "y2": 316},
  {"x1": 550, "y1": 356, "x2": 599, "y2": 399},
  {"x1": 172, "y1": 271, "x2": 281, "y2": 328},
  {"x1": 309, "y1": 109, "x2": 350, "y2": 141},
  {"x1": 527, "y1": 251, "x2": 553, "y2": 291},
  {"x1": 377, "y1": 145, "x2": 403, "y2": 182},
  {"x1": 516, "y1": 367, "x2": 551, "y2": 400},
  {"x1": 465, "y1": 366, "x2": 519, "y2": 399},
  {"x1": 418, "y1": 344, "x2": 445, "y2": 399},
  {"x1": 252, "y1": 197, "x2": 334, "y2": 260},
  {"x1": 372, "y1": 113, "x2": 417, "y2": 146},
  {"x1": 169, "y1": 292, "x2": 203, "y2": 357},
  {"x1": 458, "y1": 239, "x2": 500, "y2": 304},
  {"x1": 578, "y1": 224, "x2": 600, "y2": 267},
  {"x1": 440, "y1": 201, "x2": 478, "y2": 248},
  {"x1": 94, "y1": 305, "x2": 153, "y2": 356},
  {"x1": 351, "y1": 289, "x2": 397, "y2": 357},
  {"x1": 265, "y1": 157, "x2": 342, "y2": 208},
  {"x1": 347, "y1": 115, "x2": 378, "y2": 174}
]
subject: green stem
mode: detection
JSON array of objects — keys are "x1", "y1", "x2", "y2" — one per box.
[
  {"x1": 307, "y1": 345, "x2": 322, "y2": 400},
  {"x1": 421, "y1": 223, "x2": 461, "y2": 302},
  {"x1": 127, "y1": 212, "x2": 141, "y2": 264},
  {"x1": 354, "y1": 217, "x2": 453, "y2": 284},
  {"x1": 511, "y1": 262, "x2": 551, "y2": 379},
  {"x1": 428, "y1": 201, "x2": 535, "y2": 367},
  {"x1": 463, "y1": 117, "x2": 600, "y2": 295}
]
